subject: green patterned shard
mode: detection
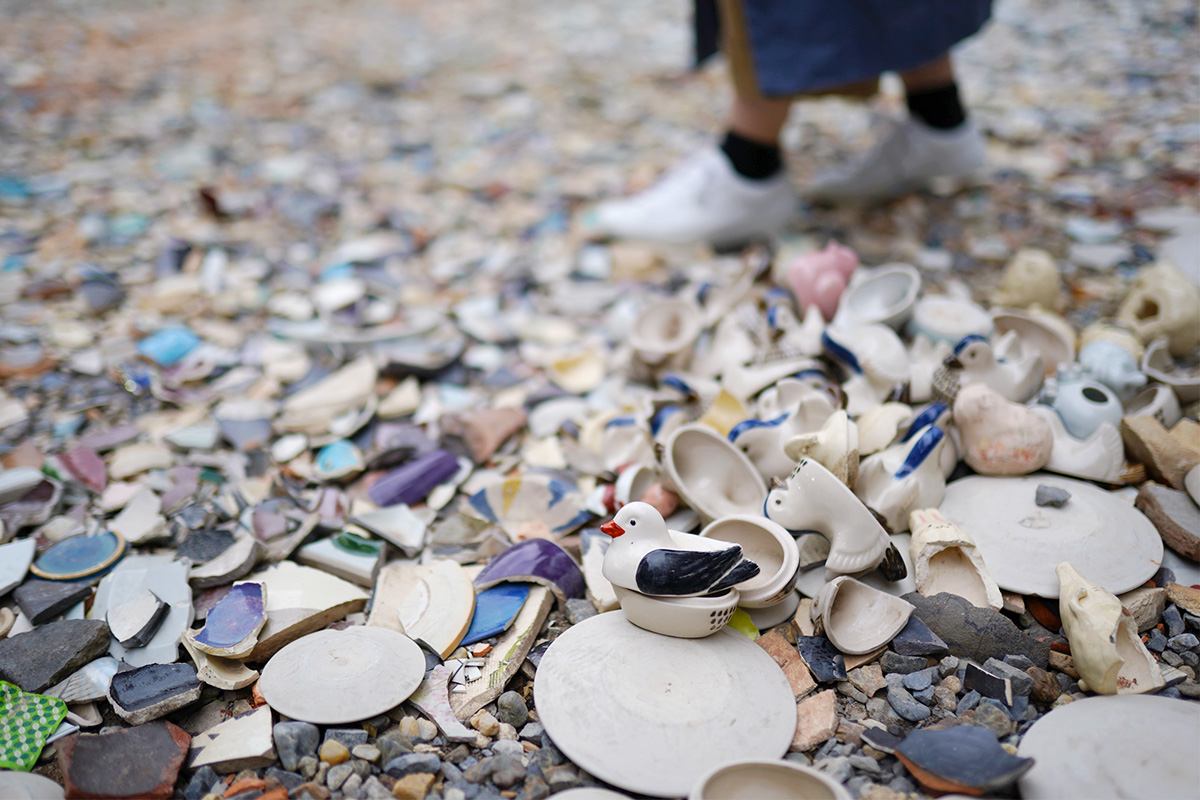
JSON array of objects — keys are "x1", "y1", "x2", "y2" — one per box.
[{"x1": 0, "y1": 680, "x2": 68, "y2": 771}]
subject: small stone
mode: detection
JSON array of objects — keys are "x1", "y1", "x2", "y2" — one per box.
[
  {"x1": 889, "y1": 616, "x2": 949, "y2": 657},
  {"x1": 385, "y1": 753, "x2": 442, "y2": 778},
  {"x1": 327, "y1": 763, "x2": 355, "y2": 791},
  {"x1": 957, "y1": 690, "x2": 981, "y2": 715},
  {"x1": 1147, "y1": 629, "x2": 1169, "y2": 652},
  {"x1": 792, "y1": 689, "x2": 839, "y2": 752},
  {"x1": 492, "y1": 739, "x2": 524, "y2": 760},
  {"x1": 294, "y1": 783, "x2": 332, "y2": 800},
  {"x1": 564, "y1": 597, "x2": 597, "y2": 625},
  {"x1": 1047, "y1": 651, "x2": 1079, "y2": 678},
  {"x1": 902, "y1": 667, "x2": 938, "y2": 692},
  {"x1": 1168, "y1": 633, "x2": 1199, "y2": 653},
  {"x1": 299, "y1": 756, "x2": 319, "y2": 779},
  {"x1": 866, "y1": 696, "x2": 904, "y2": 729},
  {"x1": 959, "y1": 698, "x2": 1014, "y2": 738},
  {"x1": 266, "y1": 768, "x2": 306, "y2": 792},
  {"x1": 796, "y1": 636, "x2": 847, "y2": 683},
  {"x1": 275, "y1": 722, "x2": 320, "y2": 772},
  {"x1": 353, "y1": 745, "x2": 381, "y2": 763},
  {"x1": 938, "y1": 656, "x2": 960, "y2": 677},
  {"x1": 0, "y1": 618, "x2": 111, "y2": 692},
  {"x1": 847, "y1": 665, "x2": 887, "y2": 697},
  {"x1": 880, "y1": 651, "x2": 927, "y2": 675},
  {"x1": 757, "y1": 630, "x2": 818, "y2": 700},
  {"x1": 522, "y1": 775, "x2": 550, "y2": 800},
  {"x1": 904, "y1": 592, "x2": 1050, "y2": 668},
  {"x1": 964, "y1": 662, "x2": 1014, "y2": 706},
  {"x1": 816, "y1": 755, "x2": 853, "y2": 785},
  {"x1": 544, "y1": 764, "x2": 582, "y2": 793},
  {"x1": 1035, "y1": 485, "x2": 1070, "y2": 507},
  {"x1": 838, "y1": 681, "x2": 869, "y2": 703},
  {"x1": 939, "y1": 675, "x2": 963, "y2": 695},
  {"x1": 934, "y1": 686, "x2": 958, "y2": 711},
  {"x1": 495, "y1": 691, "x2": 529, "y2": 729},
  {"x1": 1165, "y1": 605, "x2": 1185, "y2": 637},
  {"x1": 912, "y1": 685, "x2": 937, "y2": 706},
  {"x1": 470, "y1": 709, "x2": 501, "y2": 737},
  {"x1": 325, "y1": 728, "x2": 370, "y2": 749},
  {"x1": 886, "y1": 685, "x2": 931, "y2": 722},
  {"x1": 343, "y1": 774, "x2": 364, "y2": 798},
  {"x1": 320, "y1": 740, "x2": 351, "y2": 765},
  {"x1": 518, "y1": 722, "x2": 543, "y2": 741},
  {"x1": 489, "y1": 755, "x2": 526, "y2": 788},
  {"x1": 983, "y1": 658, "x2": 1034, "y2": 696}
]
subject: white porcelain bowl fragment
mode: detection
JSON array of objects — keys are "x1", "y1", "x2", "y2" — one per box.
[
  {"x1": 910, "y1": 295, "x2": 993, "y2": 344},
  {"x1": 629, "y1": 297, "x2": 703, "y2": 366},
  {"x1": 689, "y1": 759, "x2": 853, "y2": 800},
  {"x1": 613, "y1": 584, "x2": 739, "y2": 639},
  {"x1": 1124, "y1": 384, "x2": 1182, "y2": 428},
  {"x1": 700, "y1": 515, "x2": 801, "y2": 608},
  {"x1": 663, "y1": 425, "x2": 768, "y2": 525},
  {"x1": 836, "y1": 263, "x2": 921, "y2": 330},
  {"x1": 991, "y1": 308, "x2": 1076, "y2": 378}
]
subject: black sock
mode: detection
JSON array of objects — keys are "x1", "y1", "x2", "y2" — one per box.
[
  {"x1": 906, "y1": 84, "x2": 967, "y2": 130},
  {"x1": 720, "y1": 130, "x2": 783, "y2": 180}
]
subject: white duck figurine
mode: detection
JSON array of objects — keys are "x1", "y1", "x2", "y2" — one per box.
[
  {"x1": 765, "y1": 458, "x2": 906, "y2": 580},
  {"x1": 1030, "y1": 405, "x2": 1126, "y2": 484},
  {"x1": 931, "y1": 334, "x2": 1043, "y2": 405},
  {"x1": 730, "y1": 382, "x2": 838, "y2": 480},
  {"x1": 854, "y1": 426, "x2": 949, "y2": 533},
  {"x1": 898, "y1": 402, "x2": 959, "y2": 478},
  {"x1": 822, "y1": 325, "x2": 910, "y2": 416},
  {"x1": 599, "y1": 502, "x2": 760, "y2": 597}
]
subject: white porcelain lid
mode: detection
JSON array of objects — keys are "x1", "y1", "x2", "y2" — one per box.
[
  {"x1": 534, "y1": 611, "x2": 795, "y2": 797},
  {"x1": 938, "y1": 475, "x2": 1162, "y2": 597},
  {"x1": 1018, "y1": 694, "x2": 1200, "y2": 800}
]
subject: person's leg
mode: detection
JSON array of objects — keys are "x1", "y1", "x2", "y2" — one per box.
[
  {"x1": 720, "y1": 93, "x2": 792, "y2": 179},
  {"x1": 901, "y1": 55, "x2": 967, "y2": 130}
]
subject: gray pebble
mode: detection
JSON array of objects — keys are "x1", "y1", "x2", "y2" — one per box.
[
  {"x1": 912, "y1": 685, "x2": 937, "y2": 706},
  {"x1": 983, "y1": 657, "x2": 1034, "y2": 696},
  {"x1": 1164, "y1": 605, "x2": 1185, "y2": 638},
  {"x1": 1003, "y1": 653, "x2": 1036, "y2": 672},
  {"x1": 866, "y1": 697, "x2": 903, "y2": 729},
  {"x1": 815, "y1": 756, "x2": 853, "y2": 785},
  {"x1": 957, "y1": 689, "x2": 982, "y2": 715},
  {"x1": 938, "y1": 655, "x2": 960, "y2": 677},
  {"x1": 837, "y1": 681, "x2": 870, "y2": 703},
  {"x1": 518, "y1": 722, "x2": 543, "y2": 741},
  {"x1": 848, "y1": 754, "x2": 882, "y2": 775},
  {"x1": 846, "y1": 776, "x2": 874, "y2": 795},
  {"x1": 524, "y1": 775, "x2": 550, "y2": 800},
  {"x1": 324, "y1": 728, "x2": 369, "y2": 749},
  {"x1": 1167, "y1": 633, "x2": 1199, "y2": 653},
  {"x1": 489, "y1": 755, "x2": 526, "y2": 788},
  {"x1": 887, "y1": 685, "x2": 932, "y2": 722},
  {"x1": 362, "y1": 777, "x2": 392, "y2": 800},
  {"x1": 298, "y1": 755, "x2": 318, "y2": 780},
  {"x1": 1185, "y1": 612, "x2": 1200, "y2": 633},
  {"x1": 1180, "y1": 650, "x2": 1199, "y2": 669},
  {"x1": 565, "y1": 597, "x2": 598, "y2": 625},
  {"x1": 1147, "y1": 629, "x2": 1169, "y2": 652},
  {"x1": 385, "y1": 752, "x2": 442, "y2": 778},
  {"x1": 492, "y1": 739, "x2": 524, "y2": 760},
  {"x1": 442, "y1": 762, "x2": 464, "y2": 783},
  {"x1": 1035, "y1": 485, "x2": 1070, "y2": 507},
  {"x1": 274, "y1": 722, "x2": 320, "y2": 772},
  {"x1": 446, "y1": 781, "x2": 478, "y2": 800},
  {"x1": 496, "y1": 690, "x2": 529, "y2": 729},
  {"x1": 1163, "y1": 650, "x2": 1185, "y2": 667},
  {"x1": 544, "y1": 765, "x2": 581, "y2": 793},
  {"x1": 342, "y1": 774, "x2": 365, "y2": 799},
  {"x1": 326, "y1": 763, "x2": 354, "y2": 792},
  {"x1": 889, "y1": 776, "x2": 918, "y2": 794},
  {"x1": 785, "y1": 752, "x2": 813, "y2": 766},
  {"x1": 902, "y1": 666, "x2": 938, "y2": 692}
]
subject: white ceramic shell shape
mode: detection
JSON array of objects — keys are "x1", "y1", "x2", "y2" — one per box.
[
  {"x1": 689, "y1": 759, "x2": 852, "y2": 800},
  {"x1": 811, "y1": 576, "x2": 914, "y2": 655},
  {"x1": 907, "y1": 508, "x2": 1002, "y2": 611},
  {"x1": 663, "y1": 425, "x2": 767, "y2": 526},
  {"x1": 629, "y1": 297, "x2": 703, "y2": 367},
  {"x1": 765, "y1": 458, "x2": 890, "y2": 576},
  {"x1": 835, "y1": 262, "x2": 921, "y2": 330},
  {"x1": 1031, "y1": 407, "x2": 1125, "y2": 484},
  {"x1": 1056, "y1": 561, "x2": 1165, "y2": 695}
]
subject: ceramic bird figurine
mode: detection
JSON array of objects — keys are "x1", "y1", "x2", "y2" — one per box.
[
  {"x1": 731, "y1": 383, "x2": 839, "y2": 480},
  {"x1": 931, "y1": 334, "x2": 1043, "y2": 406},
  {"x1": 1076, "y1": 340, "x2": 1147, "y2": 403},
  {"x1": 783, "y1": 409, "x2": 860, "y2": 488},
  {"x1": 766, "y1": 458, "x2": 906, "y2": 580},
  {"x1": 854, "y1": 425, "x2": 948, "y2": 533},
  {"x1": 822, "y1": 324, "x2": 910, "y2": 416},
  {"x1": 599, "y1": 502, "x2": 760, "y2": 597},
  {"x1": 953, "y1": 384, "x2": 1053, "y2": 476},
  {"x1": 786, "y1": 241, "x2": 858, "y2": 322},
  {"x1": 1031, "y1": 406, "x2": 1126, "y2": 484}
]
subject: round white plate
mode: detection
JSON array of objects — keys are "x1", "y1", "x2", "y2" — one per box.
[
  {"x1": 258, "y1": 627, "x2": 425, "y2": 724},
  {"x1": 535, "y1": 611, "x2": 795, "y2": 798},
  {"x1": 1018, "y1": 694, "x2": 1200, "y2": 800},
  {"x1": 938, "y1": 475, "x2": 1162, "y2": 597}
]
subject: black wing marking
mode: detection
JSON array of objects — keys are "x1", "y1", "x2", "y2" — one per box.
[
  {"x1": 635, "y1": 546, "x2": 747, "y2": 596},
  {"x1": 709, "y1": 558, "x2": 761, "y2": 593}
]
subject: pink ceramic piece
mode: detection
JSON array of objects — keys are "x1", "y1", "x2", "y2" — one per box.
[
  {"x1": 600, "y1": 502, "x2": 760, "y2": 598},
  {"x1": 786, "y1": 242, "x2": 859, "y2": 322},
  {"x1": 953, "y1": 384, "x2": 1053, "y2": 476}
]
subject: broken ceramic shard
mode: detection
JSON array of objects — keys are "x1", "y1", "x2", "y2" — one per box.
[
  {"x1": 0, "y1": 538, "x2": 36, "y2": 596},
  {"x1": 991, "y1": 307, "x2": 1076, "y2": 379},
  {"x1": 187, "y1": 705, "x2": 274, "y2": 774},
  {"x1": 92, "y1": 555, "x2": 192, "y2": 668},
  {"x1": 13, "y1": 579, "x2": 91, "y2": 625},
  {"x1": 688, "y1": 759, "x2": 853, "y2": 800},
  {"x1": 908, "y1": 508, "x2": 1003, "y2": 611},
  {"x1": 766, "y1": 458, "x2": 894, "y2": 577},
  {"x1": 854, "y1": 425, "x2": 947, "y2": 532},
  {"x1": 105, "y1": 589, "x2": 168, "y2": 649},
  {"x1": 1032, "y1": 406, "x2": 1126, "y2": 484},
  {"x1": 1116, "y1": 260, "x2": 1200, "y2": 358},
  {"x1": 461, "y1": 583, "x2": 530, "y2": 645},
  {"x1": 910, "y1": 294, "x2": 994, "y2": 345},
  {"x1": 107, "y1": 443, "x2": 173, "y2": 481},
  {"x1": 369, "y1": 449, "x2": 459, "y2": 507},
  {"x1": 835, "y1": 262, "x2": 920, "y2": 329},
  {"x1": 0, "y1": 680, "x2": 68, "y2": 771},
  {"x1": 57, "y1": 720, "x2": 190, "y2": 799},
  {"x1": 188, "y1": 536, "x2": 261, "y2": 589},
  {"x1": 29, "y1": 531, "x2": 126, "y2": 582},
  {"x1": 295, "y1": 532, "x2": 383, "y2": 587},
  {"x1": 628, "y1": 297, "x2": 702, "y2": 368},
  {"x1": 108, "y1": 487, "x2": 167, "y2": 545},
  {"x1": 351, "y1": 504, "x2": 427, "y2": 557},
  {"x1": 995, "y1": 248, "x2": 1064, "y2": 310},
  {"x1": 407, "y1": 664, "x2": 476, "y2": 743},
  {"x1": 56, "y1": 446, "x2": 107, "y2": 493},
  {"x1": 180, "y1": 637, "x2": 257, "y2": 691},
  {"x1": 535, "y1": 611, "x2": 795, "y2": 797},
  {"x1": 467, "y1": 473, "x2": 591, "y2": 541},
  {"x1": 474, "y1": 538, "x2": 585, "y2": 606},
  {"x1": 663, "y1": 424, "x2": 767, "y2": 525},
  {"x1": 312, "y1": 439, "x2": 365, "y2": 482},
  {"x1": 580, "y1": 528, "x2": 620, "y2": 613},
  {"x1": 896, "y1": 725, "x2": 1034, "y2": 795},
  {"x1": 259, "y1": 627, "x2": 424, "y2": 725},
  {"x1": 44, "y1": 658, "x2": 119, "y2": 704},
  {"x1": 367, "y1": 559, "x2": 473, "y2": 658},
  {"x1": 107, "y1": 662, "x2": 201, "y2": 725},
  {"x1": 240, "y1": 561, "x2": 368, "y2": 662},
  {"x1": 782, "y1": 409, "x2": 859, "y2": 487},
  {"x1": 187, "y1": 582, "x2": 266, "y2": 659},
  {"x1": 1056, "y1": 561, "x2": 1164, "y2": 695},
  {"x1": 0, "y1": 619, "x2": 111, "y2": 693},
  {"x1": 0, "y1": 467, "x2": 45, "y2": 506},
  {"x1": 786, "y1": 241, "x2": 858, "y2": 322},
  {"x1": 954, "y1": 384, "x2": 1053, "y2": 475},
  {"x1": 811, "y1": 576, "x2": 914, "y2": 655}
]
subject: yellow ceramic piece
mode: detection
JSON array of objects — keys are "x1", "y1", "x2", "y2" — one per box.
[
  {"x1": 697, "y1": 389, "x2": 749, "y2": 438},
  {"x1": 1117, "y1": 261, "x2": 1200, "y2": 358},
  {"x1": 995, "y1": 248, "x2": 1064, "y2": 310},
  {"x1": 726, "y1": 608, "x2": 759, "y2": 640}
]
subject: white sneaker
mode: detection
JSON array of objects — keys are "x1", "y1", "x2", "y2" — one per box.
[
  {"x1": 806, "y1": 117, "x2": 987, "y2": 203},
  {"x1": 580, "y1": 147, "x2": 797, "y2": 248}
]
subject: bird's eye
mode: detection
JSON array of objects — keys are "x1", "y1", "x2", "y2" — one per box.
[
  {"x1": 774, "y1": 498, "x2": 782, "y2": 505},
  {"x1": 629, "y1": 519, "x2": 636, "y2": 526}
]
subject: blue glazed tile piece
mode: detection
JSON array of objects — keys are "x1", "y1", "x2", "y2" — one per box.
[
  {"x1": 461, "y1": 584, "x2": 531, "y2": 646},
  {"x1": 136, "y1": 327, "x2": 200, "y2": 367},
  {"x1": 30, "y1": 532, "x2": 126, "y2": 582},
  {"x1": 193, "y1": 583, "x2": 265, "y2": 652}
]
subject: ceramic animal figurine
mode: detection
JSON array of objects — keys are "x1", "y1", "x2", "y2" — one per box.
[
  {"x1": 908, "y1": 508, "x2": 1002, "y2": 611},
  {"x1": 599, "y1": 502, "x2": 760, "y2": 597},
  {"x1": 783, "y1": 410, "x2": 860, "y2": 487},
  {"x1": 754, "y1": 375, "x2": 837, "y2": 427},
  {"x1": 856, "y1": 402, "x2": 913, "y2": 456},
  {"x1": 991, "y1": 307, "x2": 1076, "y2": 379},
  {"x1": 786, "y1": 241, "x2": 858, "y2": 322},
  {"x1": 953, "y1": 384, "x2": 1053, "y2": 476},
  {"x1": 898, "y1": 402, "x2": 959, "y2": 478},
  {"x1": 811, "y1": 576, "x2": 914, "y2": 655},
  {"x1": 1117, "y1": 261, "x2": 1200, "y2": 358},
  {"x1": 995, "y1": 248, "x2": 1064, "y2": 310},
  {"x1": 1042, "y1": 372, "x2": 1124, "y2": 439},
  {"x1": 822, "y1": 324, "x2": 909, "y2": 416},
  {"x1": 728, "y1": 414, "x2": 796, "y2": 480},
  {"x1": 765, "y1": 458, "x2": 905, "y2": 580},
  {"x1": 1076, "y1": 340, "x2": 1147, "y2": 403},
  {"x1": 907, "y1": 335, "x2": 954, "y2": 403},
  {"x1": 1031, "y1": 407, "x2": 1125, "y2": 484},
  {"x1": 854, "y1": 425, "x2": 948, "y2": 533},
  {"x1": 1056, "y1": 561, "x2": 1164, "y2": 695},
  {"x1": 931, "y1": 334, "x2": 1043, "y2": 405}
]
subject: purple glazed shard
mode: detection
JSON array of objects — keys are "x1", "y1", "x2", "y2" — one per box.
[
  {"x1": 368, "y1": 449, "x2": 458, "y2": 507},
  {"x1": 193, "y1": 583, "x2": 265, "y2": 652},
  {"x1": 474, "y1": 539, "x2": 584, "y2": 608}
]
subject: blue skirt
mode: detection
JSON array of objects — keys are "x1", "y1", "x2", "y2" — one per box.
[{"x1": 709, "y1": 0, "x2": 993, "y2": 97}]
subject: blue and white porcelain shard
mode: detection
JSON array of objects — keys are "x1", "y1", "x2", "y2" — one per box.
[
  {"x1": 822, "y1": 324, "x2": 909, "y2": 415},
  {"x1": 932, "y1": 334, "x2": 1043, "y2": 405},
  {"x1": 461, "y1": 583, "x2": 531, "y2": 645},
  {"x1": 599, "y1": 502, "x2": 760, "y2": 597},
  {"x1": 728, "y1": 414, "x2": 794, "y2": 480},
  {"x1": 766, "y1": 458, "x2": 893, "y2": 576},
  {"x1": 721, "y1": 357, "x2": 821, "y2": 402},
  {"x1": 468, "y1": 474, "x2": 591, "y2": 542},
  {"x1": 855, "y1": 426, "x2": 948, "y2": 533}
]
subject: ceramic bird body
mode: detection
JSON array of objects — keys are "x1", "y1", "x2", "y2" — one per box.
[
  {"x1": 730, "y1": 386, "x2": 838, "y2": 480},
  {"x1": 932, "y1": 334, "x2": 1043, "y2": 406},
  {"x1": 1076, "y1": 340, "x2": 1147, "y2": 402},
  {"x1": 765, "y1": 458, "x2": 902, "y2": 578},
  {"x1": 600, "y1": 502, "x2": 760, "y2": 597},
  {"x1": 854, "y1": 425, "x2": 948, "y2": 533},
  {"x1": 822, "y1": 324, "x2": 909, "y2": 416},
  {"x1": 953, "y1": 384, "x2": 1053, "y2": 476}
]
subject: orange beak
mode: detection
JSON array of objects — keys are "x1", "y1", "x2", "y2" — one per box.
[{"x1": 600, "y1": 520, "x2": 625, "y2": 538}]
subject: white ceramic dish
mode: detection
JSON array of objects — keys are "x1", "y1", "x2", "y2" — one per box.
[
  {"x1": 910, "y1": 295, "x2": 993, "y2": 344},
  {"x1": 663, "y1": 425, "x2": 767, "y2": 526},
  {"x1": 836, "y1": 263, "x2": 921, "y2": 330},
  {"x1": 689, "y1": 759, "x2": 853, "y2": 800},
  {"x1": 700, "y1": 515, "x2": 800, "y2": 608},
  {"x1": 991, "y1": 308, "x2": 1075, "y2": 378}
]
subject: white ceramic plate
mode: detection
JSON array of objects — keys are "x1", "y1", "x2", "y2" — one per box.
[
  {"x1": 938, "y1": 475, "x2": 1162, "y2": 598},
  {"x1": 1018, "y1": 695, "x2": 1200, "y2": 799},
  {"x1": 534, "y1": 612, "x2": 795, "y2": 798}
]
